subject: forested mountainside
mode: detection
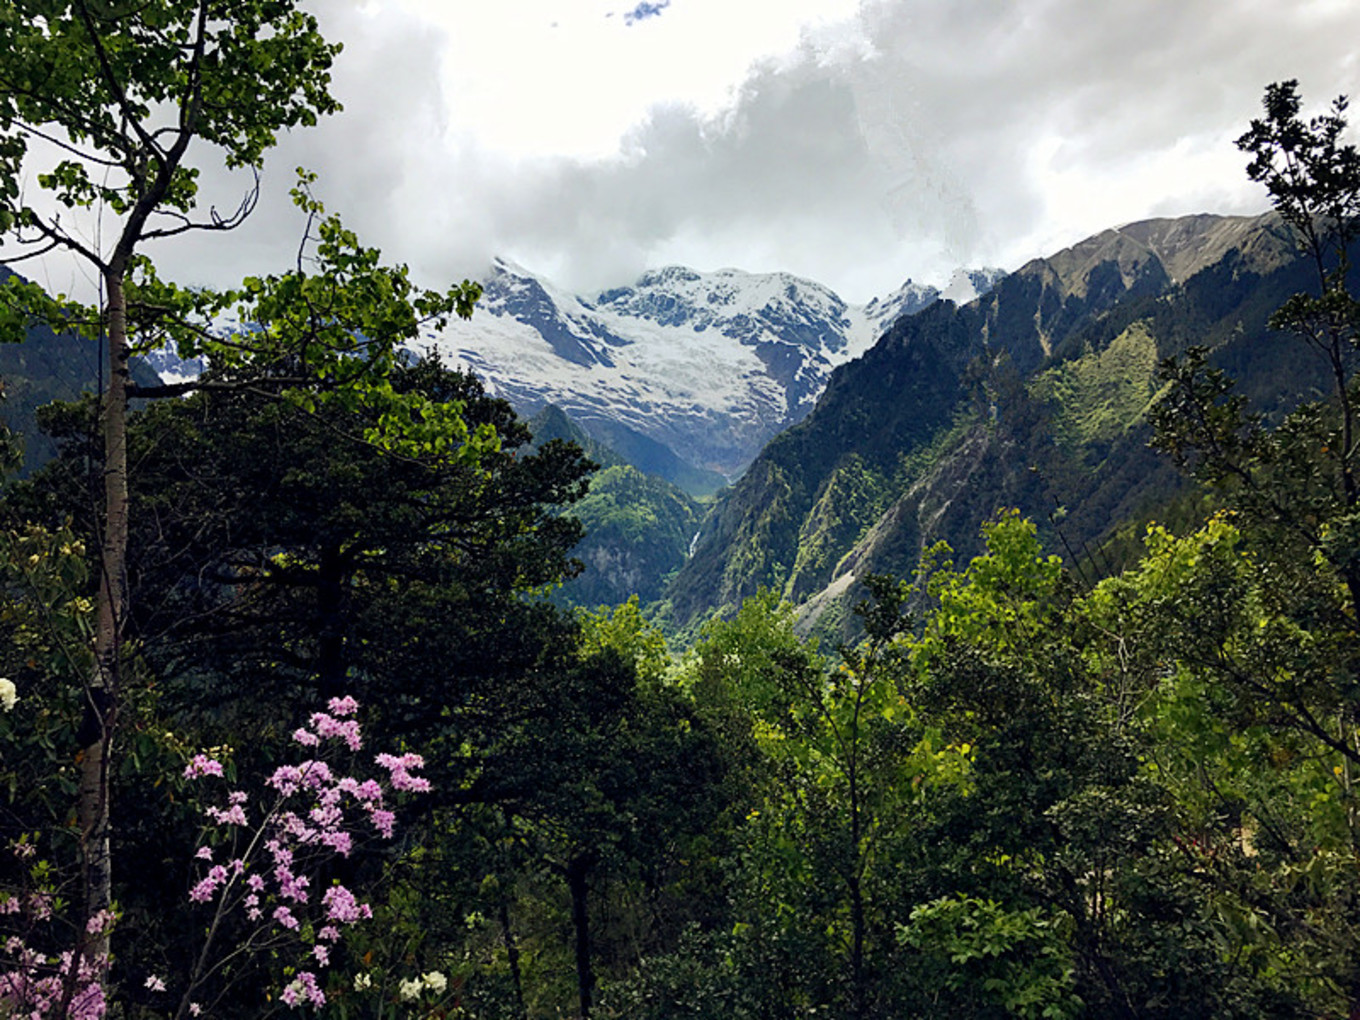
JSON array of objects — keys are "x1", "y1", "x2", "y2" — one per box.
[
  {"x1": 664, "y1": 211, "x2": 1314, "y2": 634},
  {"x1": 527, "y1": 404, "x2": 705, "y2": 607},
  {"x1": 0, "y1": 267, "x2": 160, "y2": 473}
]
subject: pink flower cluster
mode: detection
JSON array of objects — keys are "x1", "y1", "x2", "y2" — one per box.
[
  {"x1": 375, "y1": 752, "x2": 431, "y2": 793},
  {"x1": 0, "y1": 947, "x2": 106, "y2": 1020},
  {"x1": 0, "y1": 841, "x2": 111, "y2": 1020},
  {"x1": 183, "y1": 697, "x2": 429, "y2": 1011},
  {"x1": 183, "y1": 754, "x2": 224, "y2": 779}
]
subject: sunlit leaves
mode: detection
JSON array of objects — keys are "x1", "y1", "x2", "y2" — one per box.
[{"x1": 0, "y1": 0, "x2": 341, "y2": 232}]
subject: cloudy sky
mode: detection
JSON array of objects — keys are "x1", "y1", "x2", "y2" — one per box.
[{"x1": 34, "y1": 0, "x2": 1360, "y2": 305}]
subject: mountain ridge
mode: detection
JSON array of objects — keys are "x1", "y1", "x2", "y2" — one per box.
[
  {"x1": 661, "y1": 209, "x2": 1314, "y2": 635},
  {"x1": 428, "y1": 257, "x2": 1005, "y2": 488}
]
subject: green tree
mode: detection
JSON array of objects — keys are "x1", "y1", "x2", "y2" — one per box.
[
  {"x1": 1133, "y1": 79, "x2": 1360, "y2": 1013},
  {"x1": 680, "y1": 587, "x2": 931, "y2": 1018},
  {"x1": 0, "y1": 3, "x2": 487, "y2": 971},
  {"x1": 894, "y1": 513, "x2": 1278, "y2": 1016},
  {"x1": 1149, "y1": 80, "x2": 1360, "y2": 768},
  {"x1": 0, "y1": 0, "x2": 336, "y2": 954}
]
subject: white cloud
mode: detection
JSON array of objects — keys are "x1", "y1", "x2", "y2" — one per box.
[{"x1": 26, "y1": 0, "x2": 1360, "y2": 304}]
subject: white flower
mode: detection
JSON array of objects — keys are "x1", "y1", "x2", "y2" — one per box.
[
  {"x1": 0, "y1": 679, "x2": 16, "y2": 713},
  {"x1": 397, "y1": 977, "x2": 424, "y2": 1002},
  {"x1": 353, "y1": 973, "x2": 372, "y2": 991},
  {"x1": 422, "y1": 971, "x2": 447, "y2": 994}
]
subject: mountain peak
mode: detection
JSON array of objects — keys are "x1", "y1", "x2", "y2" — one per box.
[{"x1": 434, "y1": 256, "x2": 1003, "y2": 486}]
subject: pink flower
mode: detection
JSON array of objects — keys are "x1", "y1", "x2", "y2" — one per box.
[
  {"x1": 311, "y1": 713, "x2": 362, "y2": 751},
  {"x1": 269, "y1": 765, "x2": 303, "y2": 795},
  {"x1": 327, "y1": 695, "x2": 359, "y2": 716},
  {"x1": 297, "y1": 759, "x2": 334, "y2": 788},
  {"x1": 206, "y1": 803, "x2": 248, "y2": 826},
  {"x1": 273, "y1": 905, "x2": 299, "y2": 930},
  {"x1": 276, "y1": 868, "x2": 310, "y2": 903},
  {"x1": 184, "y1": 754, "x2": 224, "y2": 779},
  {"x1": 370, "y1": 808, "x2": 396, "y2": 838},
  {"x1": 376, "y1": 752, "x2": 430, "y2": 793},
  {"x1": 322, "y1": 885, "x2": 371, "y2": 924},
  {"x1": 320, "y1": 829, "x2": 353, "y2": 856},
  {"x1": 85, "y1": 909, "x2": 117, "y2": 934},
  {"x1": 27, "y1": 892, "x2": 52, "y2": 920},
  {"x1": 282, "y1": 972, "x2": 325, "y2": 1009},
  {"x1": 310, "y1": 803, "x2": 343, "y2": 831},
  {"x1": 188, "y1": 865, "x2": 229, "y2": 904}
]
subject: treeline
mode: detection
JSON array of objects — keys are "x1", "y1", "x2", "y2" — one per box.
[{"x1": 9, "y1": 342, "x2": 1360, "y2": 1017}]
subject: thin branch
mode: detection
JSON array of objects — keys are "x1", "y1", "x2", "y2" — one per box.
[
  {"x1": 0, "y1": 238, "x2": 60, "y2": 264},
  {"x1": 140, "y1": 171, "x2": 261, "y2": 240},
  {"x1": 12, "y1": 119, "x2": 124, "y2": 169},
  {"x1": 21, "y1": 210, "x2": 106, "y2": 270},
  {"x1": 71, "y1": 0, "x2": 163, "y2": 163}
]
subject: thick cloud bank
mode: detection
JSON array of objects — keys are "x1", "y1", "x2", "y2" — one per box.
[{"x1": 58, "y1": 0, "x2": 1360, "y2": 304}]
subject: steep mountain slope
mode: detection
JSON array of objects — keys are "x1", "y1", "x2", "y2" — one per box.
[
  {"x1": 561, "y1": 463, "x2": 704, "y2": 609},
  {"x1": 0, "y1": 267, "x2": 161, "y2": 474},
  {"x1": 526, "y1": 404, "x2": 705, "y2": 609},
  {"x1": 664, "y1": 212, "x2": 1308, "y2": 633},
  {"x1": 431, "y1": 259, "x2": 1003, "y2": 488}
]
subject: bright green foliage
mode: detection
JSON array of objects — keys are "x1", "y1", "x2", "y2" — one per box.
[
  {"x1": 579, "y1": 596, "x2": 672, "y2": 686},
  {"x1": 915, "y1": 510, "x2": 1065, "y2": 667},
  {"x1": 1032, "y1": 321, "x2": 1161, "y2": 455},
  {"x1": 1085, "y1": 515, "x2": 1360, "y2": 1010},
  {"x1": 896, "y1": 512, "x2": 1270, "y2": 1017},
  {"x1": 111, "y1": 180, "x2": 492, "y2": 462},
  {"x1": 787, "y1": 454, "x2": 885, "y2": 600},
  {"x1": 898, "y1": 895, "x2": 1080, "y2": 1020}
]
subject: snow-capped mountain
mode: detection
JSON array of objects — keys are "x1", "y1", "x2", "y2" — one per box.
[{"x1": 427, "y1": 259, "x2": 1004, "y2": 484}]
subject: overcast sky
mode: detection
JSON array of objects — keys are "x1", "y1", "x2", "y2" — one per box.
[{"x1": 32, "y1": 0, "x2": 1360, "y2": 305}]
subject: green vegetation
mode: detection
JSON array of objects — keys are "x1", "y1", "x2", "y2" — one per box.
[
  {"x1": 1033, "y1": 320, "x2": 1161, "y2": 454},
  {"x1": 561, "y1": 463, "x2": 704, "y2": 608}
]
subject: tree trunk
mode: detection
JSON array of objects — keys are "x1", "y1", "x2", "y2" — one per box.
[
  {"x1": 80, "y1": 265, "x2": 130, "y2": 965},
  {"x1": 565, "y1": 854, "x2": 595, "y2": 1020},
  {"x1": 848, "y1": 761, "x2": 866, "y2": 1019},
  {"x1": 499, "y1": 896, "x2": 527, "y2": 1020}
]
